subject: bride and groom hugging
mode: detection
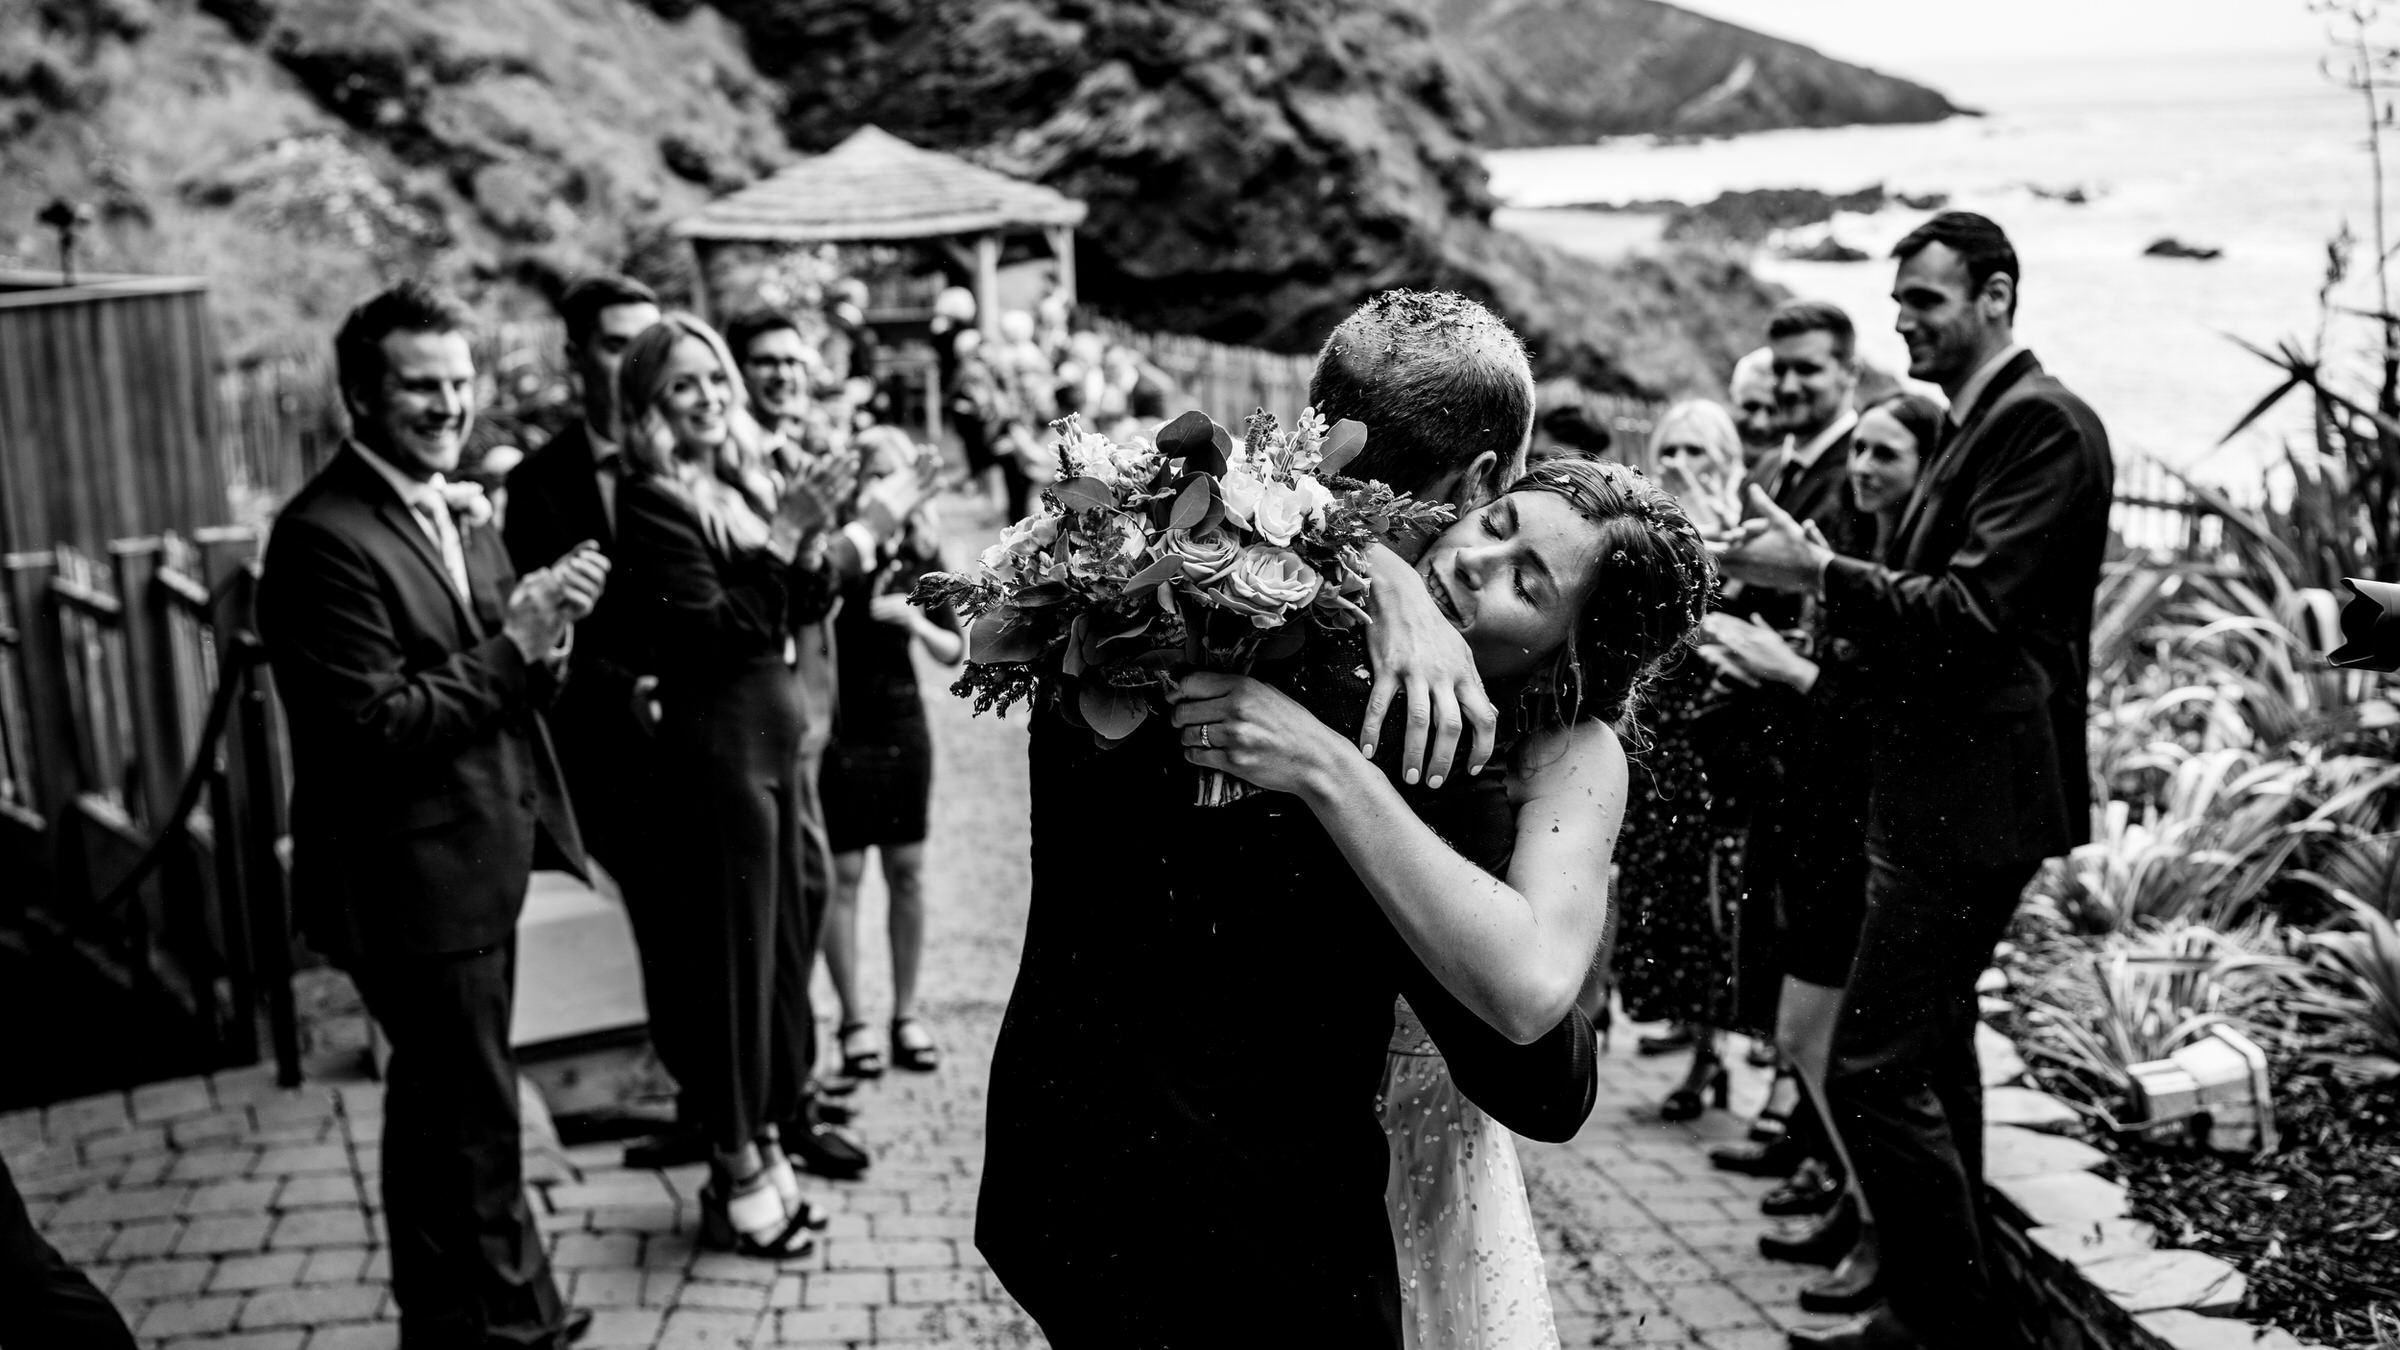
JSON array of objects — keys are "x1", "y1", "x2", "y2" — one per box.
[{"x1": 976, "y1": 291, "x2": 1716, "y2": 1347}]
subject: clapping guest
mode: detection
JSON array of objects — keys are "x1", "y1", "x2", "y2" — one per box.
[
  {"x1": 1609, "y1": 400, "x2": 1746, "y2": 1121},
  {"x1": 723, "y1": 310, "x2": 876, "y2": 1181},
  {"x1": 819, "y1": 427, "x2": 965, "y2": 1080},
  {"x1": 1705, "y1": 390, "x2": 1941, "y2": 1320},
  {"x1": 260, "y1": 282, "x2": 605, "y2": 1348},
  {"x1": 610, "y1": 315, "x2": 895, "y2": 1255},
  {"x1": 1719, "y1": 213, "x2": 2113, "y2": 1350}
]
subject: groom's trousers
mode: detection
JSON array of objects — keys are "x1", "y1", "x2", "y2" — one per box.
[{"x1": 1827, "y1": 854, "x2": 2036, "y2": 1350}]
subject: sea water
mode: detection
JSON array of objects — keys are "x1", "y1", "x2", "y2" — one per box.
[{"x1": 1487, "y1": 48, "x2": 2372, "y2": 489}]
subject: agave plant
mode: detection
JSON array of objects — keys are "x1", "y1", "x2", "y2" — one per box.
[
  {"x1": 2014, "y1": 921, "x2": 2314, "y2": 1099},
  {"x1": 2296, "y1": 895, "x2": 2400, "y2": 1082}
]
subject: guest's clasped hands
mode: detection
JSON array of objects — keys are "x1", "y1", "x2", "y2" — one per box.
[{"x1": 504, "y1": 539, "x2": 610, "y2": 662}]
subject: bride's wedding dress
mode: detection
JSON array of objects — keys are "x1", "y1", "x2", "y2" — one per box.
[{"x1": 1380, "y1": 997, "x2": 1561, "y2": 1350}]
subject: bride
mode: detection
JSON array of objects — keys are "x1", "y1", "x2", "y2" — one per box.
[{"x1": 1169, "y1": 455, "x2": 1713, "y2": 1348}]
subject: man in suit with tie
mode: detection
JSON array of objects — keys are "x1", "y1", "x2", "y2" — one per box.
[
  {"x1": 1720, "y1": 213, "x2": 2113, "y2": 1350},
  {"x1": 261, "y1": 282, "x2": 609, "y2": 1349}
]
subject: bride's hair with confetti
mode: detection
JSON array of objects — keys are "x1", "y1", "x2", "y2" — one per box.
[{"x1": 1507, "y1": 457, "x2": 1715, "y2": 736}]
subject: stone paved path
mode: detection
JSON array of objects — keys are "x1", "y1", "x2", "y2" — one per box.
[{"x1": 3, "y1": 561, "x2": 1841, "y2": 1348}]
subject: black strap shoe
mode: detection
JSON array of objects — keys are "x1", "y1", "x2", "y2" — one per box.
[{"x1": 1761, "y1": 1158, "x2": 1843, "y2": 1217}]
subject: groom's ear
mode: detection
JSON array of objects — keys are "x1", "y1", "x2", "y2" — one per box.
[{"x1": 1449, "y1": 450, "x2": 1504, "y2": 514}]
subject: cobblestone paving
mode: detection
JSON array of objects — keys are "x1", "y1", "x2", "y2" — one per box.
[{"x1": 3, "y1": 592, "x2": 1836, "y2": 1348}]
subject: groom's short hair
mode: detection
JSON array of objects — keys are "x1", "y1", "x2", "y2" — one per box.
[{"x1": 1308, "y1": 291, "x2": 1534, "y2": 490}]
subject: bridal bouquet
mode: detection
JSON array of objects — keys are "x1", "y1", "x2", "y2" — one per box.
[{"x1": 916, "y1": 407, "x2": 1453, "y2": 804}]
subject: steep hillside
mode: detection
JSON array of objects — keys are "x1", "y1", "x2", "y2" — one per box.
[
  {"x1": 4, "y1": 0, "x2": 1776, "y2": 393},
  {"x1": 1421, "y1": 0, "x2": 1961, "y2": 146},
  {"x1": 714, "y1": 0, "x2": 1776, "y2": 393},
  {"x1": 0, "y1": 0, "x2": 788, "y2": 359}
]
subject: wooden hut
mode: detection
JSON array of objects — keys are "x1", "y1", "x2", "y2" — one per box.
[{"x1": 674, "y1": 125, "x2": 1088, "y2": 336}]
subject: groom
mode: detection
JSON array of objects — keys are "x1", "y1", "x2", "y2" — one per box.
[{"x1": 979, "y1": 291, "x2": 1600, "y2": 1346}]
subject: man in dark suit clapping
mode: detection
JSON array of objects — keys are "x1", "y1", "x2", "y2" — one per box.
[
  {"x1": 261, "y1": 282, "x2": 609, "y2": 1350},
  {"x1": 1719, "y1": 213, "x2": 2112, "y2": 1350}
]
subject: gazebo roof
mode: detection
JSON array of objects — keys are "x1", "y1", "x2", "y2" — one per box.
[{"x1": 673, "y1": 125, "x2": 1087, "y2": 245}]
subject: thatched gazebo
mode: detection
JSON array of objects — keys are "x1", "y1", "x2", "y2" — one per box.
[{"x1": 673, "y1": 125, "x2": 1088, "y2": 335}]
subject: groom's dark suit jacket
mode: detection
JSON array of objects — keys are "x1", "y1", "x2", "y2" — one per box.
[
  {"x1": 980, "y1": 639, "x2": 1600, "y2": 1347},
  {"x1": 1824, "y1": 350, "x2": 2112, "y2": 871}
]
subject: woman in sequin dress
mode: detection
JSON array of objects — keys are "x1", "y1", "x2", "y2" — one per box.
[{"x1": 1609, "y1": 402, "x2": 1751, "y2": 1121}]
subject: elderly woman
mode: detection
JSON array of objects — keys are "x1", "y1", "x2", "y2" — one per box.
[
  {"x1": 1703, "y1": 390, "x2": 1942, "y2": 1314},
  {"x1": 612, "y1": 313, "x2": 929, "y2": 1258},
  {"x1": 1608, "y1": 400, "x2": 1750, "y2": 1120}
]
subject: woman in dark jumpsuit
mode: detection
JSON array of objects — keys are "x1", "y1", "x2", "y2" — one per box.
[{"x1": 612, "y1": 313, "x2": 839, "y2": 1259}]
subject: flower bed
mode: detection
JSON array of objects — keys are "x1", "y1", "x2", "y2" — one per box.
[{"x1": 1991, "y1": 928, "x2": 2399, "y2": 1349}]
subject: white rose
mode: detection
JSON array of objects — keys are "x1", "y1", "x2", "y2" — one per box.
[
  {"x1": 1218, "y1": 460, "x2": 1266, "y2": 529},
  {"x1": 1252, "y1": 479, "x2": 1312, "y2": 546},
  {"x1": 1290, "y1": 473, "x2": 1334, "y2": 523}
]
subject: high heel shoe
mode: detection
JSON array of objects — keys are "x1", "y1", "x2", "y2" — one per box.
[
  {"x1": 758, "y1": 1143, "x2": 833, "y2": 1233},
  {"x1": 1760, "y1": 1193, "x2": 1860, "y2": 1267},
  {"x1": 698, "y1": 1166, "x2": 818, "y2": 1259},
  {"x1": 1659, "y1": 1053, "x2": 1729, "y2": 1122}
]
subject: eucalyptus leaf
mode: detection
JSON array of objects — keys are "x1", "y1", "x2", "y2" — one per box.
[
  {"x1": 1319, "y1": 418, "x2": 1369, "y2": 476},
  {"x1": 1170, "y1": 474, "x2": 1214, "y2": 530},
  {"x1": 1079, "y1": 680, "x2": 1152, "y2": 741},
  {"x1": 1053, "y1": 476, "x2": 1115, "y2": 512}
]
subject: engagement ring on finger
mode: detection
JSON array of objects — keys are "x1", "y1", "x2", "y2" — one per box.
[{"x1": 1199, "y1": 724, "x2": 1212, "y2": 749}]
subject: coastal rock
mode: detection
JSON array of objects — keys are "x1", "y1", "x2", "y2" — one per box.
[
  {"x1": 719, "y1": 0, "x2": 1781, "y2": 393},
  {"x1": 1780, "y1": 236, "x2": 1869, "y2": 263},
  {"x1": 1666, "y1": 186, "x2": 1895, "y2": 244},
  {"x1": 2145, "y1": 237, "x2": 2224, "y2": 261},
  {"x1": 1413, "y1": 0, "x2": 1963, "y2": 147}
]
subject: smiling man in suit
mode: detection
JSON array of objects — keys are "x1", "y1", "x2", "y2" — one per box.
[
  {"x1": 261, "y1": 282, "x2": 609, "y2": 1350},
  {"x1": 1719, "y1": 213, "x2": 2112, "y2": 1350}
]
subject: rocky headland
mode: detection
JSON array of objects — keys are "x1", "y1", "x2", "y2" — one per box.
[{"x1": 2, "y1": 0, "x2": 1956, "y2": 394}]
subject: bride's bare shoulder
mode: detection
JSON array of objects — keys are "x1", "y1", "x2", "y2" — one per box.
[{"x1": 1505, "y1": 718, "x2": 1627, "y2": 802}]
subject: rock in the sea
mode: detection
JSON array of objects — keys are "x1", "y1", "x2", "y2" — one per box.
[
  {"x1": 2145, "y1": 237, "x2": 2225, "y2": 261},
  {"x1": 1667, "y1": 185, "x2": 1894, "y2": 244},
  {"x1": 1413, "y1": 0, "x2": 1964, "y2": 146},
  {"x1": 1781, "y1": 236, "x2": 1870, "y2": 263}
]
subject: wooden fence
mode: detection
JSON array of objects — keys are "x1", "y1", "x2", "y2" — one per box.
[{"x1": 0, "y1": 273, "x2": 226, "y2": 556}]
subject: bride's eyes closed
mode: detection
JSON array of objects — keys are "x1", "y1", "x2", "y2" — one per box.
[{"x1": 1479, "y1": 503, "x2": 1542, "y2": 606}]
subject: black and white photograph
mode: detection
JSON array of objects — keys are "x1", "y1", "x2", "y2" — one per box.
[{"x1": 1, "y1": 0, "x2": 2396, "y2": 1347}]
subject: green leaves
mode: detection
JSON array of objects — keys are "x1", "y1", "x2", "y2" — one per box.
[
  {"x1": 1156, "y1": 410, "x2": 1231, "y2": 479},
  {"x1": 1169, "y1": 474, "x2": 1215, "y2": 531},
  {"x1": 1078, "y1": 679, "x2": 1150, "y2": 741},
  {"x1": 1318, "y1": 418, "x2": 1368, "y2": 476},
  {"x1": 1053, "y1": 476, "x2": 1115, "y2": 512}
]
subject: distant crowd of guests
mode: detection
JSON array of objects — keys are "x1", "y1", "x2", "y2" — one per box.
[
  {"x1": 1595, "y1": 212, "x2": 2112, "y2": 1349},
  {"x1": 260, "y1": 273, "x2": 981, "y2": 1344}
]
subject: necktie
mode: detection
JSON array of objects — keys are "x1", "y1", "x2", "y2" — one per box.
[
  {"x1": 1773, "y1": 455, "x2": 1803, "y2": 504},
  {"x1": 412, "y1": 489, "x2": 472, "y2": 602},
  {"x1": 595, "y1": 450, "x2": 623, "y2": 536}
]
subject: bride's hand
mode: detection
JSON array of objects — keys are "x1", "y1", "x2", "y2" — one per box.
[{"x1": 1169, "y1": 671, "x2": 1351, "y2": 798}]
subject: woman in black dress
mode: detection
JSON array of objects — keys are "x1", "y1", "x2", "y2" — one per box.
[
  {"x1": 1705, "y1": 391, "x2": 1939, "y2": 1311},
  {"x1": 610, "y1": 313, "x2": 860, "y2": 1259},
  {"x1": 821, "y1": 428, "x2": 964, "y2": 1078},
  {"x1": 1611, "y1": 400, "x2": 1751, "y2": 1120}
]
